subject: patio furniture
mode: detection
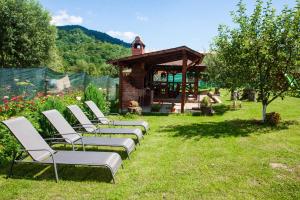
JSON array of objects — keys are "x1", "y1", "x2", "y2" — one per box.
[
  {"x1": 2, "y1": 117, "x2": 122, "y2": 183},
  {"x1": 42, "y1": 110, "x2": 136, "y2": 158},
  {"x1": 67, "y1": 105, "x2": 143, "y2": 144},
  {"x1": 85, "y1": 100, "x2": 150, "y2": 132}
]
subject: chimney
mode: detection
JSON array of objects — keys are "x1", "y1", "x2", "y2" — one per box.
[{"x1": 131, "y1": 36, "x2": 145, "y2": 55}]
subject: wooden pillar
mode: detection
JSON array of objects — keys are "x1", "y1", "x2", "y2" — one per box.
[
  {"x1": 119, "y1": 66, "x2": 123, "y2": 112},
  {"x1": 166, "y1": 71, "x2": 169, "y2": 97},
  {"x1": 194, "y1": 72, "x2": 199, "y2": 98},
  {"x1": 172, "y1": 73, "x2": 175, "y2": 91},
  {"x1": 181, "y1": 52, "x2": 187, "y2": 113}
]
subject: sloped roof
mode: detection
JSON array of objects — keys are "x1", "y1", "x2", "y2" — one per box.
[{"x1": 109, "y1": 46, "x2": 205, "y2": 67}]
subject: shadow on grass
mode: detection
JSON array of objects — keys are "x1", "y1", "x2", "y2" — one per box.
[
  {"x1": 0, "y1": 163, "x2": 115, "y2": 183},
  {"x1": 212, "y1": 104, "x2": 231, "y2": 115},
  {"x1": 0, "y1": 147, "x2": 128, "y2": 183},
  {"x1": 141, "y1": 113, "x2": 170, "y2": 116},
  {"x1": 161, "y1": 119, "x2": 298, "y2": 140}
]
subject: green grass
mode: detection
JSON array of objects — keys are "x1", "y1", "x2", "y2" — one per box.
[{"x1": 1, "y1": 94, "x2": 300, "y2": 199}]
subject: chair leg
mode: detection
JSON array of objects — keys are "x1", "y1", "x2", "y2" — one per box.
[
  {"x1": 6, "y1": 152, "x2": 16, "y2": 179},
  {"x1": 127, "y1": 152, "x2": 130, "y2": 160},
  {"x1": 138, "y1": 140, "x2": 141, "y2": 146},
  {"x1": 53, "y1": 163, "x2": 59, "y2": 183},
  {"x1": 111, "y1": 174, "x2": 115, "y2": 184}
]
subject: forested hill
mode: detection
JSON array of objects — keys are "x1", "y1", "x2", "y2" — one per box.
[
  {"x1": 55, "y1": 27, "x2": 130, "y2": 77},
  {"x1": 57, "y1": 25, "x2": 131, "y2": 48}
]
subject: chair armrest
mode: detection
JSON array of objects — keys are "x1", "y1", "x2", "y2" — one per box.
[
  {"x1": 45, "y1": 137, "x2": 72, "y2": 144},
  {"x1": 18, "y1": 148, "x2": 56, "y2": 162},
  {"x1": 95, "y1": 117, "x2": 112, "y2": 125},
  {"x1": 72, "y1": 124, "x2": 96, "y2": 130},
  {"x1": 53, "y1": 132, "x2": 81, "y2": 137},
  {"x1": 20, "y1": 148, "x2": 54, "y2": 153},
  {"x1": 89, "y1": 119, "x2": 99, "y2": 123}
]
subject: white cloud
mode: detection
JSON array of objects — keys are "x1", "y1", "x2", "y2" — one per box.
[
  {"x1": 107, "y1": 31, "x2": 138, "y2": 42},
  {"x1": 136, "y1": 15, "x2": 149, "y2": 22},
  {"x1": 50, "y1": 10, "x2": 83, "y2": 26}
]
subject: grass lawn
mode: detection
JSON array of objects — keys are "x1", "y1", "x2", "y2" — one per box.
[{"x1": 0, "y1": 92, "x2": 299, "y2": 199}]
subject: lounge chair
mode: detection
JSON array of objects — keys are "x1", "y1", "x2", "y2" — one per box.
[
  {"x1": 85, "y1": 101, "x2": 149, "y2": 132},
  {"x1": 67, "y1": 105, "x2": 143, "y2": 144},
  {"x1": 42, "y1": 110, "x2": 136, "y2": 159},
  {"x1": 2, "y1": 117, "x2": 122, "y2": 183}
]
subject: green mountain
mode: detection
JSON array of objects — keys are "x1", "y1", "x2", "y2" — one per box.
[
  {"x1": 55, "y1": 26, "x2": 131, "y2": 77},
  {"x1": 57, "y1": 25, "x2": 131, "y2": 48}
]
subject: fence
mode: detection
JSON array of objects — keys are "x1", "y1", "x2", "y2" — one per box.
[{"x1": 0, "y1": 67, "x2": 119, "y2": 102}]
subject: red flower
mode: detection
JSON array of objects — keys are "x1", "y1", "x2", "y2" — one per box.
[{"x1": 11, "y1": 96, "x2": 18, "y2": 101}]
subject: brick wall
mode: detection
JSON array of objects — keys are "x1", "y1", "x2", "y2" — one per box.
[
  {"x1": 120, "y1": 63, "x2": 147, "y2": 110},
  {"x1": 121, "y1": 77, "x2": 145, "y2": 109}
]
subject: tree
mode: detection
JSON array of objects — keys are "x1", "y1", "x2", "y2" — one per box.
[
  {"x1": 0, "y1": 0, "x2": 56, "y2": 67},
  {"x1": 56, "y1": 28, "x2": 130, "y2": 76},
  {"x1": 210, "y1": 0, "x2": 300, "y2": 122}
]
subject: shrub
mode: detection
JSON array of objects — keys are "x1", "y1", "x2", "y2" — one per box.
[
  {"x1": 36, "y1": 96, "x2": 66, "y2": 138},
  {"x1": 0, "y1": 91, "x2": 84, "y2": 165},
  {"x1": 265, "y1": 112, "x2": 281, "y2": 126},
  {"x1": 151, "y1": 104, "x2": 161, "y2": 112},
  {"x1": 0, "y1": 116, "x2": 19, "y2": 166},
  {"x1": 83, "y1": 84, "x2": 110, "y2": 114},
  {"x1": 110, "y1": 99, "x2": 119, "y2": 113},
  {"x1": 201, "y1": 96, "x2": 211, "y2": 107}
]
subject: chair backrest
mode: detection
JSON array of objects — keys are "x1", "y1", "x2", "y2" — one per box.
[
  {"x1": 2, "y1": 117, "x2": 55, "y2": 161},
  {"x1": 67, "y1": 105, "x2": 96, "y2": 133},
  {"x1": 42, "y1": 110, "x2": 81, "y2": 143},
  {"x1": 85, "y1": 101, "x2": 109, "y2": 124}
]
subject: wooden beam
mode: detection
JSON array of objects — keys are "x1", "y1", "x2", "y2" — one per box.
[
  {"x1": 119, "y1": 66, "x2": 123, "y2": 112},
  {"x1": 181, "y1": 52, "x2": 187, "y2": 113},
  {"x1": 187, "y1": 58, "x2": 200, "y2": 69},
  {"x1": 194, "y1": 73, "x2": 199, "y2": 98}
]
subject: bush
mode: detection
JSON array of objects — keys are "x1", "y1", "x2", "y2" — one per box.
[
  {"x1": 265, "y1": 112, "x2": 281, "y2": 126},
  {"x1": 110, "y1": 99, "x2": 119, "y2": 113},
  {"x1": 151, "y1": 104, "x2": 161, "y2": 112},
  {"x1": 83, "y1": 84, "x2": 110, "y2": 114},
  {"x1": 201, "y1": 96, "x2": 211, "y2": 107},
  {"x1": 0, "y1": 116, "x2": 19, "y2": 166},
  {"x1": 37, "y1": 96, "x2": 66, "y2": 138},
  {"x1": 0, "y1": 91, "x2": 84, "y2": 165}
]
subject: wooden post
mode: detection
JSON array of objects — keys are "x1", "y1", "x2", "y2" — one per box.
[
  {"x1": 172, "y1": 73, "x2": 175, "y2": 91},
  {"x1": 119, "y1": 66, "x2": 123, "y2": 112},
  {"x1": 166, "y1": 71, "x2": 169, "y2": 97},
  {"x1": 181, "y1": 52, "x2": 187, "y2": 113},
  {"x1": 194, "y1": 72, "x2": 199, "y2": 98}
]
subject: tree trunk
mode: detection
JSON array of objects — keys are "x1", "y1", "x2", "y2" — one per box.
[{"x1": 262, "y1": 103, "x2": 267, "y2": 122}]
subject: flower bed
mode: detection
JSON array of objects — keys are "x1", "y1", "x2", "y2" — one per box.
[{"x1": 0, "y1": 84, "x2": 111, "y2": 165}]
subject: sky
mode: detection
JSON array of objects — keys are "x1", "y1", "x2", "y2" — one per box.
[{"x1": 39, "y1": 0, "x2": 296, "y2": 52}]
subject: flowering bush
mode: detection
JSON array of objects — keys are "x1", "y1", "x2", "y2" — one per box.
[{"x1": 0, "y1": 91, "x2": 83, "y2": 165}]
